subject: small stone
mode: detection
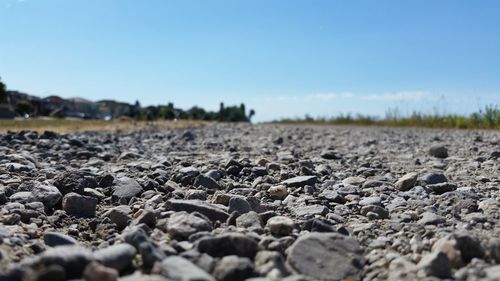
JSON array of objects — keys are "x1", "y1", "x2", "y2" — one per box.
[
  {"x1": 93, "y1": 244, "x2": 137, "y2": 273},
  {"x1": 32, "y1": 182, "x2": 63, "y2": 209},
  {"x1": 422, "y1": 173, "x2": 448, "y2": 185},
  {"x1": 102, "y1": 205, "x2": 132, "y2": 230},
  {"x1": 112, "y1": 177, "x2": 143, "y2": 204},
  {"x1": 236, "y1": 211, "x2": 263, "y2": 230},
  {"x1": 44, "y1": 231, "x2": 79, "y2": 247},
  {"x1": 213, "y1": 255, "x2": 256, "y2": 281},
  {"x1": 156, "y1": 256, "x2": 215, "y2": 281},
  {"x1": 267, "y1": 185, "x2": 288, "y2": 200},
  {"x1": 287, "y1": 233, "x2": 364, "y2": 280},
  {"x1": 358, "y1": 196, "x2": 382, "y2": 206},
  {"x1": 167, "y1": 211, "x2": 212, "y2": 241},
  {"x1": 266, "y1": 216, "x2": 294, "y2": 236},
  {"x1": 417, "y1": 251, "x2": 451, "y2": 278},
  {"x1": 281, "y1": 176, "x2": 317, "y2": 188},
  {"x1": 196, "y1": 233, "x2": 259, "y2": 258},
  {"x1": 320, "y1": 150, "x2": 340, "y2": 160},
  {"x1": 167, "y1": 199, "x2": 229, "y2": 223},
  {"x1": 83, "y1": 261, "x2": 119, "y2": 281},
  {"x1": 62, "y1": 193, "x2": 97, "y2": 218},
  {"x1": 394, "y1": 172, "x2": 418, "y2": 191},
  {"x1": 194, "y1": 174, "x2": 220, "y2": 190},
  {"x1": 429, "y1": 144, "x2": 448, "y2": 158},
  {"x1": 418, "y1": 212, "x2": 445, "y2": 225},
  {"x1": 427, "y1": 182, "x2": 457, "y2": 194},
  {"x1": 360, "y1": 205, "x2": 389, "y2": 219},
  {"x1": 291, "y1": 204, "x2": 329, "y2": 218},
  {"x1": 228, "y1": 197, "x2": 252, "y2": 214}
]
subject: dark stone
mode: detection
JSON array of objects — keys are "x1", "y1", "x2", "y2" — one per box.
[
  {"x1": 196, "y1": 233, "x2": 259, "y2": 258},
  {"x1": 62, "y1": 193, "x2": 97, "y2": 218}
]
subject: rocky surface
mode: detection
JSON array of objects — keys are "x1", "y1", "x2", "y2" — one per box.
[{"x1": 0, "y1": 123, "x2": 499, "y2": 281}]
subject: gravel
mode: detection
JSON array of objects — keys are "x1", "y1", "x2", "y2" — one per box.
[{"x1": 0, "y1": 123, "x2": 499, "y2": 281}]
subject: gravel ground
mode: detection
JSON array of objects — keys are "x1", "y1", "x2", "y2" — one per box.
[{"x1": 0, "y1": 123, "x2": 499, "y2": 281}]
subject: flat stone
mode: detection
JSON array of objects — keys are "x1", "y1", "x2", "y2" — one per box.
[
  {"x1": 194, "y1": 174, "x2": 220, "y2": 190},
  {"x1": 156, "y1": 256, "x2": 215, "y2": 281},
  {"x1": 44, "y1": 231, "x2": 79, "y2": 247},
  {"x1": 196, "y1": 233, "x2": 259, "y2": 258},
  {"x1": 281, "y1": 176, "x2": 317, "y2": 188},
  {"x1": 167, "y1": 199, "x2": 229, "y2": 223},
  {"x1": 291, "y1": 204, "x2": 329, "y2": 218},
  {"x1": 287, "y1": 233, "x2": 364, "y2": 280},
  {"x1": 418, "y1": 212, "x2": 445, "y2": 225},
  {"x1": 112, "y1": 177, "x2": 143, "y2": 204},
  {"x1": 394, "y1": 172, "x2": 418, "y2": 191},
  {"x1": 167, "y1": 211, "x2": 213, "y2": 241},
  {"x1": 93, "y1": 243, "x2": 137, "y2": 272}
]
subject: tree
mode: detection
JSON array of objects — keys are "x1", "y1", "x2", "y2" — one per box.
[
  {"x1": 15, "y1": 100, "x2": 33, "y2": 116},
  {"x1": 0, "y1": 77, "x2": 7, "y2": 103},
  {"x1": 248, "y1": 109, "x2": 255, "y2": 121}
]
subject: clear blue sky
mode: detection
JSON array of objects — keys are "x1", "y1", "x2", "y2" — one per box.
[{"x1": 1, "y1": 0, "x2": 499, "y2": 121}]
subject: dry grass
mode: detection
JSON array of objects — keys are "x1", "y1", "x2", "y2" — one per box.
[{"x1": 0, "y1": 118, "x2": 207, "y2": 133}]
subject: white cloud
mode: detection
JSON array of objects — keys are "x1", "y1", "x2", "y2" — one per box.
[
  {"x1": 360, "y1": 91, "x2": 431, "y2": 102},
  {"x1": 306, "y1": 92, "x2": 354, "y2": 101},
  {"x1": 262, "y1": 91, "x2": 433, "y2": 104}
]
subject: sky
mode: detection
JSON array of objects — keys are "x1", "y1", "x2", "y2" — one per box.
[{"x1": 1, "y1": 0, "x2": 499, "y2": 122}]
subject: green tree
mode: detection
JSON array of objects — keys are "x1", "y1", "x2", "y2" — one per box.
[
  {"x1": 0, "y1": 77, "x2": 7, "y2": 103},
  {"x1": 248, "y1": 109, "x2": 255, "y2": 121},
  {"x1": 15, "y1": 100, "x2": 33, "y2": 116}
]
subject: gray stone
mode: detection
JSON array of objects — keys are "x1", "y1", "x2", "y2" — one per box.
[
  {"x1": 62, "y1": 192, "x2": 97, "y2": 218},
  {"x1": 9, "y1": 191, "x2": 36, "y2": 203},
  {"x1": 266, "y1": 216, "x2": 294, "y2": 236},
  {"x1": 427, "y1": 182, "x2": 457, "y2": 194},
  {"x1": 287, "y1": 233, "x2": 364, "y2": 280},
  {"x1": 254, "y1": 251, "x2": 289, "y2": 279},
  {"x1": 31, "y1": 182, "x2": 62, "y2": 208},
  {"x1": 235, "y1": 211, "x2": 263, "y2": 229},
  {"x1": 20, "y1": 245, "x2": 94, "y2": 279},
  {"x1": 394, "y1": 172, "x2": 418, "y2": 191},
  {"x1": 53, "y1": 170, "x2": 95, "y2": 195},
  {"x1": 213, "y1": 255, "x2": 256, "y2": 281},
  {"x1": 281, "y1": 176, "x2": 317, "y2": 188},
  {"x1": 228, "y1": 197, "x2": 252, "y2": 214},
  {"x1": 358, "y1": 196, "x2": 382, "y2": 206},
  {"x1": 102, "y1": 205, "x2": 132, "y2": 230},
  {"x1": 156, "y1": 256, "x2": 215, "y2": 281},
  {"x1": 167, "y1": 211, "x2": 212, "y2": 241},
  {"x1": 193, "y1": 174, "x2": 220, "y2": 190},
  {"x1": 167, "y1": 199, "x2": 229, "y2": 223},
  {"x1": 93, "y1": 243, "x2": 137, "y2": 272},
  {"x1": 44, "y1": 231, "x2": 79, "y2": 247},
  {"x1": 291, "y1": 204, "x2": 329, "y2": 218},
  {"x1": 122, "y1": 226, "x2": 167, "y2": 270},
  {"x1": 417, "y1": 251, "x2": 451, "y2": 278},
  {"x1": 418, "y1": 212, "x2": 445, "y2": 225},
  {"x1": 360, "y1": 205, "x2": 389, "y2": 219},
  {"x1": 112, "y1": 177, "x2": 143, "y2": 204}
]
